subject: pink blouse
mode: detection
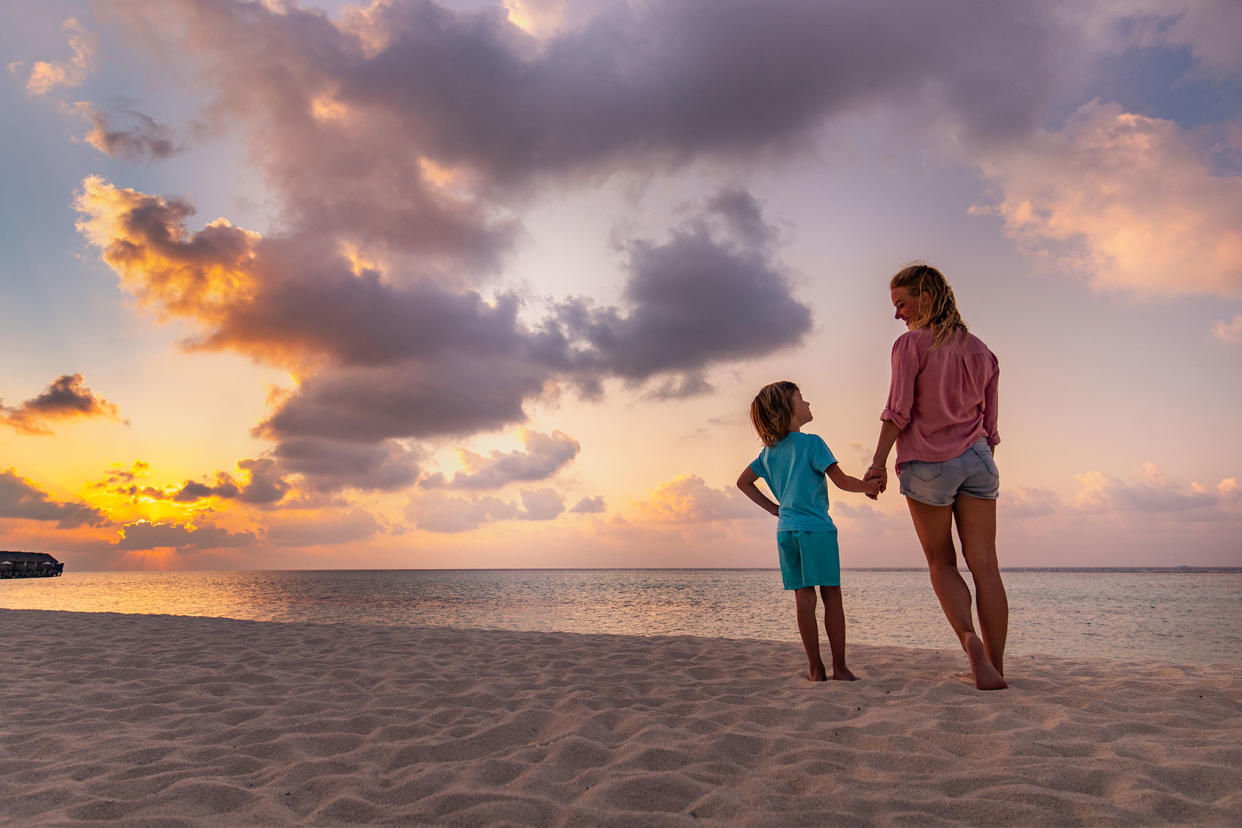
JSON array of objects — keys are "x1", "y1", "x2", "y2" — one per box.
[{"x1": 882, "y1": 328, "x2": 999, "y2": 469}]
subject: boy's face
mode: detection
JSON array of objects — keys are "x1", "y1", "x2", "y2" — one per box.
[{"x1": 790, "y1": 390, "x2": 812, "y2": 429}]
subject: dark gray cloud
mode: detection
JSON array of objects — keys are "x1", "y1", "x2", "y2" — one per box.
[
  {"x1": 570, "y1": 495, "x2": 606, "y2": 514},
  {"x1": 0, "y1": 469, "x2": 110, "y2": 529},
  {"x1": 112, "y1": 520, "x2": 258, "y2": 551},
  {"x1": 172, "y1": 475, "x2": 239, "y2": 503},
  {"x1": 76, "y1": 104, "x2": 180, "y2": 160},
  {"x1": 1, "y1": 374, "x2": 121, "y2": 435},
  {"x1": 338, "y1": 0, "x2": 1070, "y2": 180},
  {"x1": 80, "y1": 178, "x2": 810, "y2": 492},
  {"x1": 518, "y1": 487, "x2": 565, "y2": 520},
  {"x1": 420, "y1": 430, "x2": 579, "y2": 490},
  {"x1": 272, "y1": 437, "x2": 422, "y2": 493},
  {"x1": 101, "y1": 0, "x2": 1078, "y2": 275},
  {"x1": 556, "y1": 199, "x2": 812, "y2": 384},
  {"x1": 235, "y1": 458, "x2": 292, "y2": 504}
]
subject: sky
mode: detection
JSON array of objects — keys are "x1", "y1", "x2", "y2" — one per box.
[{"x1": 1, "y1": 0, "x2": 1240, "y2": 571}]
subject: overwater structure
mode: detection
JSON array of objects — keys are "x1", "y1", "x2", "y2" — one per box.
[{"x1": 0, "y1": 551, "x2": 64, "y2": 578}]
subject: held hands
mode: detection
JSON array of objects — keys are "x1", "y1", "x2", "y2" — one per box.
[{"x1": 863, "y1": 466, "x2": 888, "y2": 500}]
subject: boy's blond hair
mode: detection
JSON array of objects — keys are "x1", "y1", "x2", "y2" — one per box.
[
  {"x1": 890, "y1": 263, "x2": 966, "y2": 348},
  {"x1": 750, "y1": 381, "x2": 800, "y2": 447}
]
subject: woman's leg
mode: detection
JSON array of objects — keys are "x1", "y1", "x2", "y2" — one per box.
[
  {"x1": 794, "y1": 587, "x2": 827, "y2": 681},
  {"x1": 906, "y1": 496, "x2": 1006, "y2": 690},
  {"x1": 953, "y1": 494, "x2": 1008, "y2": 676}
]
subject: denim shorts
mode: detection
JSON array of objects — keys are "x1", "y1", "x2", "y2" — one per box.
[
  {"x1": 776, "y1": 530, "x2": 840, "y2": 590},
  {"x1": 898, "y1": 439, "x2": 999, "y2": 507}
]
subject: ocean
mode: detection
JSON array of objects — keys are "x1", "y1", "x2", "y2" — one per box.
[{"x1": 3, "y1": 568, "x2": 1240, "y2": 666}]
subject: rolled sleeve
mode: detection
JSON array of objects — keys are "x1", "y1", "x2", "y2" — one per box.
[
  {"x1": 881, "y1": 333, "x2": 918, "y2": 429},
  {"x1": 984, "y1": 358, "x2": 1000, "y2": 446}
]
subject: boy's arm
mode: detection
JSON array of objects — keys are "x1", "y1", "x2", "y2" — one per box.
[
  {"x1": 826, "y1": 462, "x2": 882, "y2": 497},
  {"x1": 736, "y1": 466, "x2": 780, "y2": 517}
]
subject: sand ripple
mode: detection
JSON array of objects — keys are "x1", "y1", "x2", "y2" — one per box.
[{"x1": 2, "y1": 609, "x2": 1240, "y2": 825}]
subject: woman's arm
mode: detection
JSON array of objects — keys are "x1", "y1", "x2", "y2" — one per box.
[
  {"x1": 736, "y1": 466, "x2": 780, "y2": 517},
  {"x1": 864, "y1": 419, "x2": 902, "y2": 494},
  {"x1": 826, "y1": 463, "x2": 882, "y2": 497},
  {"x1": 870, "y1": 419, "x2": 901, "y2": 471}
]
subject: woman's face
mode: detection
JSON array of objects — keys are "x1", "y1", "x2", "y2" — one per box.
[{"x1": 891, "y1": 286, "x2": 923, "y2": 329}]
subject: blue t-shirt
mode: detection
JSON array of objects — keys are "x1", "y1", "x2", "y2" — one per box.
[{"x1": 749, "y1": 431, "x2": 838, "y2": 532}]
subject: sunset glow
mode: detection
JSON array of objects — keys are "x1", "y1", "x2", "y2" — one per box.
[{"x1": 2, "y1": 0, "x2": 1239, "y2": 570}]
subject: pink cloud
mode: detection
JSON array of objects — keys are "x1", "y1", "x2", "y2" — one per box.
[{"x1": 975, "y1": 100, "x2": 1242, "y2": 299}]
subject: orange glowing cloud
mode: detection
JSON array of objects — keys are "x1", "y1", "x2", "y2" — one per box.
[
  {"x1": 17, "y1": 18, "x2": 94, "y2": 96},
  {"x1": 75, "y1": 176, "x2": 260, "y2": 323},
  {"x1": 630, "y1": 474, "x2": 754, "y2": 523},
  {"x1": 975, "y1": 101, "x2": 1242, "y2": 299}
]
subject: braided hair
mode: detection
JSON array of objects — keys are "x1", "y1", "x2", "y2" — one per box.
[{"x1": 890, "y1": 263, "x2": 966, "y2": 348}]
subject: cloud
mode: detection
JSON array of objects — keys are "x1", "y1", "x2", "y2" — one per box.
[
  {"x1": 556, "y1": 191, "x2": 812, "y2": 389},
  {"x1": 112, "y1": 520, "x2": 259, "y2": 552},
  {"x1": 235, "y1": 458, "x2": 292, "y2": 504},
  {"x1": 518, "y1": 487, "x2": 565, "y2": 520},
  {"x1": 1212, "y1": 313, "x2": 1242, "y2": 342},
  {"x1": 1, "y1": 374, "x2": 122, "y2": 435},
  {"x1": 171, "y1": 476, "x2": 239, "y2": 502},
  {"x1": 569, "y1": 495, "x2": 606, "y2": 514},
  {"x1": 975, "y1": 100, "x2": 1242, "y2": 298},
  {"x1": 421, "y1": 429, "x2": 579, "y2": 489},
  {"x1": 19, "y1": 18, "x2": 94, "y2": 96},
  {"x1": 404, "y1": 487, "x2": 565, "y2": 532},
  {"x1": 95, "y1": 460, "x2": 150, "y2": 487},
  {"x1": 106, "y1": 458, "x2": 291, "y2": 506},
  {"x1": 990, "y1": 464, "x2": 1241, "y2": 528},
  {"x1": 99, "y1": 0, "x2": 1081, "y2": 269},
  {"x1": 273, "y1": 437, "x2": 422, "y2": 493},
  {"x1": 631, "y1": 475, "x2": 755, "y2": 523},
  {"x1": 76, "y1": 175, "x2": 812, "y2": 490},
  {"x1": 0, "y1": 470, "x2": 110, "y2": 529},
  {"x1": 73, "y1": 104, "x2": 181, "y2": 160},
  {"x1": 1157, "y1": 0, "x2": 1242, "y2": 77},
  {"x1": 1072, "y1": 464, "x2": 1241, "y2": 522},
  {"x1": 264, "y1": 509, "x2": 381, "y2": 547}
]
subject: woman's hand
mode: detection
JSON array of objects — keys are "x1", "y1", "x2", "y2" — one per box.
[{"x1": 863, "y1": 466, "x2": 887, "y2": 499}]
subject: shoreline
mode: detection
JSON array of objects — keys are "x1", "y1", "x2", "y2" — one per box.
[{"x1": 3, "y1": 609, "x2": 1240, "y2": 825}]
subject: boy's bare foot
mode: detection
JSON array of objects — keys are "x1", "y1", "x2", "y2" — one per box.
[
  {"x1": 831, "y1": 666, "x2": 858, "y2": 681},
  {"x1": 963, "y1": 632, "x2": 1007, "y2": 690},
  {"x1": 807, "y1": 662, "x2": 828, "y2": 681}
]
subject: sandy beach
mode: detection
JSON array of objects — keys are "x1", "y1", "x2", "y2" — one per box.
[{"x1": 2, "y1": 609, "x2": 1240, "y2": 826}]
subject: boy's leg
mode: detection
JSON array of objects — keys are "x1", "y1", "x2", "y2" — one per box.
[
  {"x1": 794, "y1": 587, "x2": 827, "y2": 681},
  {"x1": 820, "y1": 585, "x2": 857, "y2": 681}
]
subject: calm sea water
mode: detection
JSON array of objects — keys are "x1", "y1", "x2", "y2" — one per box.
[{"x1": 3, "y1": 569, "x2": 1240, "y2": 666}]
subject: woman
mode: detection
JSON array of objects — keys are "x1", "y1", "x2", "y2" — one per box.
[{"x1": 865, "y1": 263, "x2": 1008, "y2": 690}]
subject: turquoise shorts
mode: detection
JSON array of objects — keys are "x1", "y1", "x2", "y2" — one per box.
[{"x1": 777, "y1": 530, "x2": 841, "y2": 590}]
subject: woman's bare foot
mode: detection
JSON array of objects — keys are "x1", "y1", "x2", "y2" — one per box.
[
  {"x1": 831, "y1": 665, "x2": 858, "y2": 681},
  {"x1": 963, "y1": 632, "x2": 1007, "y2": 690},
  {"x1": 807, "y1": 660, "x2": 828, "y2": 681}
]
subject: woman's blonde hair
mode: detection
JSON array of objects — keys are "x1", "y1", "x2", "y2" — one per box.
[
  {"x1": 890, "y1": 263, "x2": 966, "y2": 348},
  {"x1": 750, "y1": 381, "x2": 799, "y2": 447}
]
